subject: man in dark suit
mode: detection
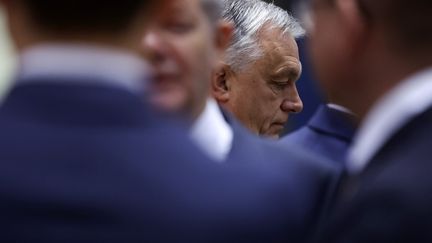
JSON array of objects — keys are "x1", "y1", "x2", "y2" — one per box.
[
  {"x1": 0, "y1": 0, "x2": 336, "y2": 242},
  {"x1": 281, "y1": 104, "x2": 356, "y2": 166},
  {"x1": 142, "y1": 0, "x2": 339, "y2": 240},
  {"x1": 303, "y1": 0, "x2": 432, "y2": 241}
]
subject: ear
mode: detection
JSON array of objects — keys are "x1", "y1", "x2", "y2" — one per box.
[
  {"x1": 211, "y1": 62, "x2": 234, "y2": 104},
  {"x1": 214, "y1": 20, "x2": 233, "y2": 57},
  {"x1": 335, "y1": 0, "x2": 369, "y2": 57}
]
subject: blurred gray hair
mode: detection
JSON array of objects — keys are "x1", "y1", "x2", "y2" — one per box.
[{"x1": 223, "y1": 0, "x2": 305, "y2": 71}]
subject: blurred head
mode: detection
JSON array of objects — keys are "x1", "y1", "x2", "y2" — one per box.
[
  {"x1": 305, "y1": 0, "x2": 432, "y2": 119},
  {"x1": 0, "y1": 0, "x2": 160, "y2": 51},
  {"x1": 141, "y1": 0, "x2": 232, "y2": 121},
  {"x1": 212, "y1": 0, "x2": 304, "y2": 138}
]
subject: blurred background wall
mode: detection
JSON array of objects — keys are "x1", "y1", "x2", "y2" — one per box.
[{"x1": 0, "y1": 7, "x2": 15, "y2": 100}]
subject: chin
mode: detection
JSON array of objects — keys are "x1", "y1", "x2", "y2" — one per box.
[
  {"x1": 262, "y1": 126, "x2": 284, "y2": 139},
  {"x1": 269, "y1": 134, "x2": 281, "y2": 140},
  {"x1": 149, "y1": 96, "x2": 187, "y2": 114},
  {"x1": 260, "y1": 131, "x2": 280, "y2": 140}
]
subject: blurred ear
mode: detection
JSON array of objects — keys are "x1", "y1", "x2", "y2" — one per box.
[
  {"x1": 212, "y1": 62, "x2": 234, "y2": 103},
  {"x1": 335, "y1": 0, "x2": 370, "y2": 57},
  {"x1": 214, "y1": 20, "x2": 233, "y2": 56}
]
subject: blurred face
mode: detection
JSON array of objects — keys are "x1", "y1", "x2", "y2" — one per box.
[
  {"x1": 224, "y1": 27, "x2": 303, "y2": 138},
  {"x1": 141, "y1": 0, "x2": 220, "y2": 120},
  {"x1": 305, "y1": 0, "x2": 352, "y2": 102}
]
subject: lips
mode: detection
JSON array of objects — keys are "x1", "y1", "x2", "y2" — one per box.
[
  {"x1": 271, "y1": 123, "x2": 285, "y2": 130},
  {"x1": 271, "y1": 120, "x2": 287, "y2": 133},
  {"x1": 151, "y1": 71, "x2": 182, "y2": 89},
  {"x1": 154, "y1": 73, "x2": 177, "y2": 83},
  {"x1": 272, "y1": 118, "x2": 288, "y2": 126}
]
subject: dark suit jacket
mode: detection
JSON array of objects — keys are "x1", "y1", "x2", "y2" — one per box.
[
  {"x1": 0, "y1": 77, "x2": 337, "y2": 242},
  {"x1": 280, "y1": 105, "x2": 356, "y2": 166},
  {"x1": 224, "y1": 113, "x2": 341, "y2": 241},
  {"x1": 318, "y1": 107, "x2": 432, "y2": 243}
]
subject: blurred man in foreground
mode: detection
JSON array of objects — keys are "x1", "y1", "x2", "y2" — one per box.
[
  {"x1": 212, "y1": 0, "x2": 304, "y2": 139},
  {"x1": 279, "y1": 0, "x2": 357, "y2": 169},
  {"x1": 0, "y1": 0, "x2": 337, "y2": 242},
  {"x1": 303, "y1": 0, "x2": 432, "y2": 241},
  {"x1": 142, "y1": 0, "x2": 338, "y2": 240}
]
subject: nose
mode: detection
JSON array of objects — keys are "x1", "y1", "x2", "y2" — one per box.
[
  {"x1": 280, "y1": 85, "x2": 303, "y2": 114},
  {"x1": 141, "y1": 31, "x2": 167, "y2": 63}
]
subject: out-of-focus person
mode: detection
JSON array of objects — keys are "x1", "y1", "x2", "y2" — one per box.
[
  {"x1": 0, "y1": 0, "x2": 338, "y2": 242},
  {"x1": 211, "y1": 0, "x2": 304, "y2": 139},
  {"x1": 142, "y1": 0, "x2": 339, "y2": 240},
  {"x1": 276, "y1": 0, "x2": 357, "y2": 167},
  {"x1": 142, "y1": 0, "x2": 233, "y2": 161},
  {"x1": 260, "y1": 2, "x2": 357, "y2": 165},
  {"x1": 302, "y1": 0, "x2": 432, "y2": 242}
]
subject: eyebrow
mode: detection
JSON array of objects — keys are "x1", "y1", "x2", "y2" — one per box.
[
  {"x1": 272, "y1": 65, "x2": 301, "y2": 82},
  {"x1": 161, "y1": 2, "x2": 190, "y2": 17}
]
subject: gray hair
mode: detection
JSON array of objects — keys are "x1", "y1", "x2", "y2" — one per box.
[{"x1": 223, "y1": 0, "x2": 305, "y2": 71}]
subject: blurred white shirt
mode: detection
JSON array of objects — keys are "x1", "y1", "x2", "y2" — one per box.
[
  {"x1": 190, "y1": 99, "x2": 233, "y2": 162},
  {"x1": 17, "y1": 44, "x2": 149, "y2": 94}
]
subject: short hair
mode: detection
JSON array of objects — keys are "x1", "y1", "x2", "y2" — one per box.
[
  {"x1": 223, "y1": 0, "x2": 305, "y2": 72},
  {"x1": 19, "y1": 0, "x2": 152, "y2": 34}
]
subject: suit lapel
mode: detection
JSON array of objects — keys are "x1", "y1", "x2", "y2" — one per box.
[
  {"x1": 335, "y1": 107, "x2": 432, "y2": 207},
  {"x1": 308, "y1": 105, "x2": 356, "y2": 142}
]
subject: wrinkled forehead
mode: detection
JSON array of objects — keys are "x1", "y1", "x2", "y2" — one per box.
[
  {"x1": 253, "y1": 26, "x2": 302, "y2": 76},
  {"x1": 257, "y1": 24, "x2": 300, "y2": 59}
]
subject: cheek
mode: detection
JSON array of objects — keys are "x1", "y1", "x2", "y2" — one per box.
[
  {"x1": 246, "y1": 88, "x2": 275, "y2": 123},
  {"x1": 172, "y1": 42, "x2": 196, "y2": 72},
  {"x1": 309, "y1": 26, "x2": 328, "y2": 68},
  {"x1": 180, "y1": 32, "x2": 213, "y2": 65},
  {"x1": 308, "y1": 18, "x2": 345, "y2": 87},
  {"x1": 261, "y1": 85, "x2": 283, "y2": 110},
  {"x1": 180, "y1": 38, "x2": 214, "y2": 81}
]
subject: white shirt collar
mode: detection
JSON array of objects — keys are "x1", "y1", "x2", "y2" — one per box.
[
  {"x1": 347, "y1": 67, "x2": 432, "y2": 174},
  {"x1": 327, "y1": 103, "x2": 355, "y2": 115},
  {"x1": 17, "y1": 44, "x2": 150, "y2": 94},
  {"x1": 190, "y1": 99, "x2": 234, "y2": 162}
]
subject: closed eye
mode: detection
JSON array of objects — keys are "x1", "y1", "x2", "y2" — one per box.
[
  {"x1": 163, "y1": 21, "x2": 194, "y2": 34},
  {"x1": 272, "y1": 81, "x2": 290, "y2": 91}
]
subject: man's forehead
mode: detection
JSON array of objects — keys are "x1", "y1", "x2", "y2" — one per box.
[
  {"x1": 254, "y1": 28, "x2": 301, "y2": 72},
  {"x1": 257, "y1": 22, "x2": 295, "y2": 40},
  {"x1": 258, "y1": 26, "x2": 299, "y2": 55}
]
